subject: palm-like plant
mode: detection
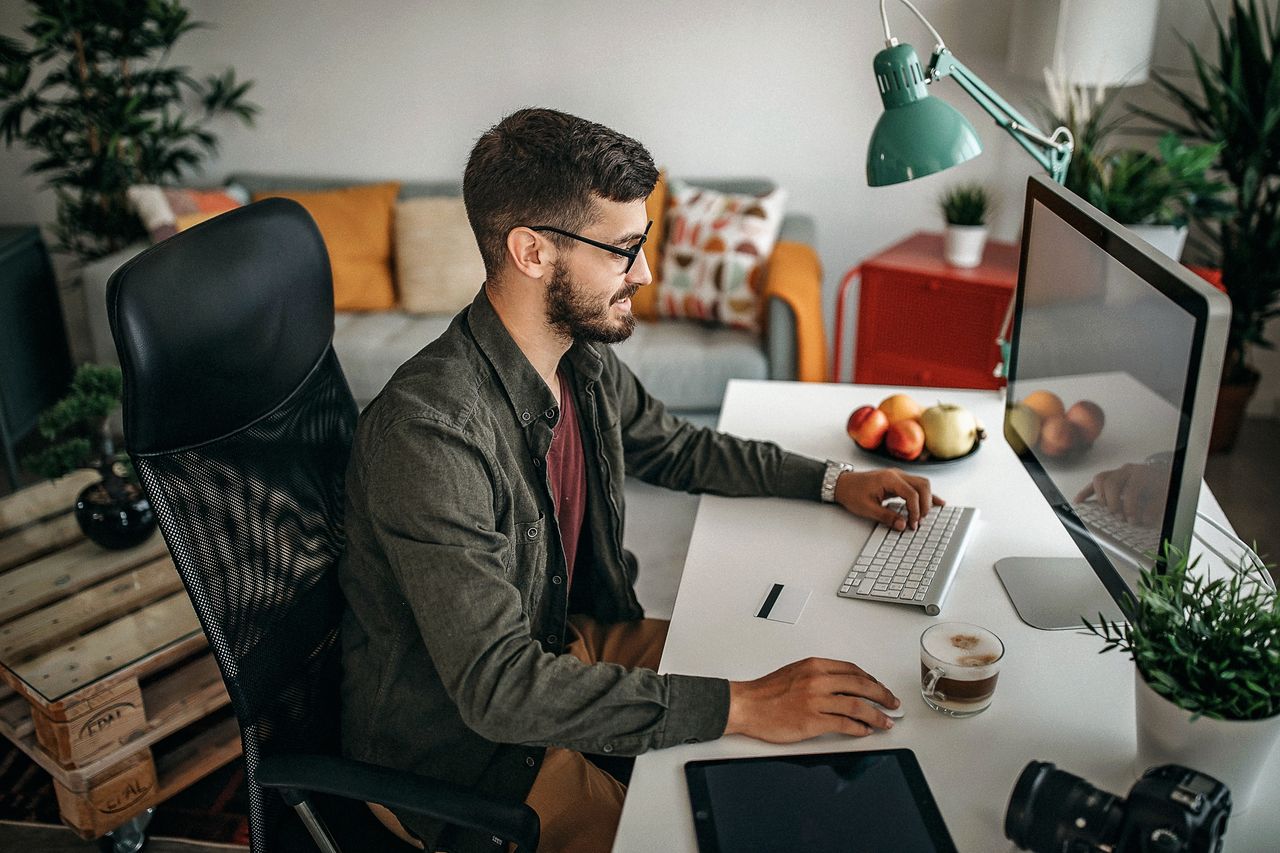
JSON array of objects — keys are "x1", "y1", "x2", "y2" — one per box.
[
  {"x1": 0, "y1": 0, "x2": 258, "y2": 261},
  {"x1": 1134, "y1": 0, "x2": 1280, "y2": 385}
]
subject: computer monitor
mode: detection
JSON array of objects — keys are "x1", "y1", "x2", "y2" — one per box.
[{"x1": 995, "y1": 175, "x2": 1230, "y2": 631}]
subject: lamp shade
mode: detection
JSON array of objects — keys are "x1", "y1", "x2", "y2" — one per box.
[
  {"x1": 1006, "y1": 0, "x2": 1159, "y2": 87},
  {"x1": 866, "y1": 43, "x2": 982, "y2": 187}
]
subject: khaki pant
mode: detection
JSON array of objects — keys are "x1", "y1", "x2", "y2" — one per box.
[{"x1": 372, "y1": 615, "x2": 669, "y2": 853}]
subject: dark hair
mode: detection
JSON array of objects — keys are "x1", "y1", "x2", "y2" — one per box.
[{"x1": 463, "y1": 108, "x2": 658, "y2": 279}]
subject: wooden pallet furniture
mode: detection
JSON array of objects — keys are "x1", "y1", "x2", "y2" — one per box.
[{"x1": 0, "y1": 472, "x2": 240, "y2": 839}]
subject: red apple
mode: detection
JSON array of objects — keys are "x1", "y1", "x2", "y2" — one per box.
[
  {"x1": 885, "y1": 419, "x2": 926, "y2": 461},
  {"x1": 1065, "y1": 400, "x2": 1105, "y2": 446},
  {"x1": 1038, "y1": 414, "x2": 1081, "y2": 457},
  {"x1": 847, "y1": 405, "x2": 890, "y2": 450}
]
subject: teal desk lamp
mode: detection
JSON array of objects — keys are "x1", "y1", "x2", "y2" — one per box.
[{"x1": 865, "y1": 0, "x2": 1075, "y2": 376}]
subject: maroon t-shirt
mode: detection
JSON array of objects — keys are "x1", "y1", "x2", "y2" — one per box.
[{"x1": 546, "y1": 371, "x2": 587, "y2": 586}]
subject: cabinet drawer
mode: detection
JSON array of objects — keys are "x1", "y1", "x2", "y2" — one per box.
[{"x1": 855, "y1": 267, "x2": 1009, "y2": 389}]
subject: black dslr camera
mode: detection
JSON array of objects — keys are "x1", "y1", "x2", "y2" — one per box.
[{"x1": 1005, "y1": 761, "x2": 1232, "y2": 853}]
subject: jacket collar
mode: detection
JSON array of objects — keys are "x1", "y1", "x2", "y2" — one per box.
[{"x1": 467, "y1": 288, "x2": 604, "y2": 429}]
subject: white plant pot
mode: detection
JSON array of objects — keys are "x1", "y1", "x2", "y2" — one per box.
[
  {"x1": 943, "y1": 225, "x2": 988, "y2": 268},
  {"x1": 1125, "y1": 224, "x2": 1188, "y2": 262},
  {"x1": 1134, "y1": 669, "x2": 1280, "y2": 812}
]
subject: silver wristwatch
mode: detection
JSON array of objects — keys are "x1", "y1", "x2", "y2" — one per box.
[{"x1": 821, "y1": 460, "x2": 855, "y2": 503}]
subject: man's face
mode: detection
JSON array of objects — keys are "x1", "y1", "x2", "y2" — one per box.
[{"x1": 544, "y1": 199, "x2": 652, "y2": 345}]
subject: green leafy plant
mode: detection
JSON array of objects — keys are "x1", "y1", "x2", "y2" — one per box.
[
  {"x1": 939, "y1": 183, "x2": 992, "y2": 226},
  {"x1": 1087, "y1": 133, "x2": 1229, "y2": 227},
  {"x1": 1040, "y1": 70, "x2": 1130, "y2": 203},
  {"x1": 1085, "y1": 544, "x2": 1279, "y2": 721},
  {"x1": 23, "y1": 364, "x2": 133, "y2": 502},
  {"x1": 1134, "y1": 0, "x2": 1280, "y2": 384},
  {"x1": 0, "y1": 0, "x2": 258, "y2": 261}
]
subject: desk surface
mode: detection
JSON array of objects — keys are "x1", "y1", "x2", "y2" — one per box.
[{"x1": 613, "y1": 380, "x2": 1277, "y2": 852}]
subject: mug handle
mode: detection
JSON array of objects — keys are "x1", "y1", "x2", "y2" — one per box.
[{"x1": 922, "y1": 666, "x2": 947, "y2": 701}]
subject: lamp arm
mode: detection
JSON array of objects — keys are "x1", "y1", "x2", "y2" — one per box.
[{"x1": 927, "y1": 49, "x2": 1073, "y2": 184}]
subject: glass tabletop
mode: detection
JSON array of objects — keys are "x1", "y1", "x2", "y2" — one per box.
[{"x1": 0, "y1": 478, "x2": 201, "y2": 705}]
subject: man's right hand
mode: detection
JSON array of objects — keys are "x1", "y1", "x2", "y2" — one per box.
[{"x1": 723, "y1": 657, "x2": 899, "y2": 742}]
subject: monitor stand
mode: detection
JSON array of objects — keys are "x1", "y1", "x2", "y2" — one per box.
[{"x1": 994, "y1": 557, "x2": 1127, "y2": 631}]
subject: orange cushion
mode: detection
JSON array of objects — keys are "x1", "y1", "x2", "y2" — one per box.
[
  {"x1": 631, "y1": 170, "x2": 667, "y2": 321},
  {"x1": 252, "y1": 182, "x2": 401, "y2": 310}
]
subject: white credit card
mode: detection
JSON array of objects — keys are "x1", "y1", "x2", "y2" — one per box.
[{"x1": 755, "y1": 582, "x2": 812, "y2": 624}]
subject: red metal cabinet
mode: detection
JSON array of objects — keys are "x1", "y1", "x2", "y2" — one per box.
[{"x1": 836, "y1": 232, "x2": 1020, "y2": 389}]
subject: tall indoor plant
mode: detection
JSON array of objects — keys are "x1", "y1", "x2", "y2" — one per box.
[
  {"x1": 1087, "y1": 133, "x2": 1228, "y2": 260},
  {"x1": 1137, "y1": 0, "x2": 1280, "y2": 449},
  {"x1": 1086, "y1": 545, "x2": 1280, "y2": 810},
  {"x1": 0, "y1": 0, "x2": 258, "y2": 261}
]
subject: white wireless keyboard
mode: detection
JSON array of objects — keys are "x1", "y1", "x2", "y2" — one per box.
[{"x1": 836, "y1": 504, "x2": 977, "y2": 616}]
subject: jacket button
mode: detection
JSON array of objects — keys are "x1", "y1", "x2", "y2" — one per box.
[
  {"x1": 525, "y1": 757, "x2": 536, "y2": 767},
  {"x1": 602, "y1": 744, "x2": 614, "y2": 753},
  {"x1": 520, "y1": 411, "x2": 532, "y2": 423},
  {"x1": 532, "y1": 457, "x2": 542, "y2": 467},
  {"x1": 526, "y1": 527, "x2": 538, "y2": 539},
  {"x1": 547, "y1": 634, "x2": 557, "y2": 645},
  {"x1": 551, "y1": 575, "x2": 562, "y2": 585},
  {"x1": 545, "y1": 408, "x2": 556, "y2": 419}
]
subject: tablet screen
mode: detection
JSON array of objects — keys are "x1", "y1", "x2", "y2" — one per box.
[{"x1": 685, "y1": 749, "x2": 957, "y2": 853}]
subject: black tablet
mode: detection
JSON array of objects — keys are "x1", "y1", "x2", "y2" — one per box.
[{"x1": 685, "y1": 748, "x2": 958, "y2": 853}]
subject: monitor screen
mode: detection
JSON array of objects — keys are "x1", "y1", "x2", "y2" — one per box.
[{"x1": 1003, "y1": 177, "x2": 1229, "y2": 618}]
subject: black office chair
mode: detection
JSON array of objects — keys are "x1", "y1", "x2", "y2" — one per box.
[{"x1": 106, "y1": 198, "x2": 540, "y2": 853}]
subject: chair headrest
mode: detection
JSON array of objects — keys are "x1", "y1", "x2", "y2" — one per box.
[{"x1": 108, "y1": 198, "x2": 335, "y2": 455}]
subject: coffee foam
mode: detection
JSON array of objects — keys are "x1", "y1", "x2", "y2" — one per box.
[{"x1": 922, "y1": 625, "x2": 1003, "y2": 680}]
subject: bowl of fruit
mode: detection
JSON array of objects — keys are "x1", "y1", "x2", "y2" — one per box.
[
  {"x1": 846, "y1": 394, "x2": 986, "y2": 465},
  {"x1": 1004, "y1": 390, "x2": 1105, "y2": 459}
]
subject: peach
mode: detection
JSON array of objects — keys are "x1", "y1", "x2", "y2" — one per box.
[
  {"x1": 1065, "y1": 400, "x2": 1105, "y2": 446},
  {"x1": 886, "y1": 419, "x2": 926, "y2": 461},
  {"x1": 847, "y1": 406, "x2": 890, "y2": 450},
  {"x1": 878, "y1": 393, "x2": 923, "y2": 425},
  {"x1": 1023, "y1": 390, "x2": 1066, "y2": 422},
  {"x1": 1038, "y1": 414, "x2": 1081, "y2": 457}
]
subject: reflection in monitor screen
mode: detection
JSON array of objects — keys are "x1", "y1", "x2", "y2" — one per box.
[{"x1": 997, "y1": 177, "x2": 1228, "y2": 631}]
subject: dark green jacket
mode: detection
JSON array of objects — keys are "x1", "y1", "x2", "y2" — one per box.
[{"x1": 338, "y1": 289, "x2": 825, "y2": 851}]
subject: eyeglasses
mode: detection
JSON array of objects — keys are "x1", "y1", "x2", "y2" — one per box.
[{"x1": 528, "y1": 219, "x2": 653, "y2": 273}]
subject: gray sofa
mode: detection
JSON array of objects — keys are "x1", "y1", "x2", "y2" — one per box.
[{"x1": 81, "y1": 174, "x2": 815, "y2": 419}]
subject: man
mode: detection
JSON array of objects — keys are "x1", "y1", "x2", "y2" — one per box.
[{"x1": 339, "y1": 108, "x2": 943, "y2": 853}]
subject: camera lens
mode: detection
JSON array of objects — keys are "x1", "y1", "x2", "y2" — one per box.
[{"x1": 1006, "y1": 761, "x2": 1127, "y2": 852}]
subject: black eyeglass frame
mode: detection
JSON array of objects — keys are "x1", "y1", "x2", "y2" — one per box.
[{"x1": 528, "y1": 219, "x2": 653, "y2": 273}]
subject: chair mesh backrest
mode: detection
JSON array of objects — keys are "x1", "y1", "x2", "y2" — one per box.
[
  {"x1": 107, "y1": 199, "x2": 356, "y2": 852},
  {"x1": 133, "y1": 348, "x2": 356, "y2": 851}
]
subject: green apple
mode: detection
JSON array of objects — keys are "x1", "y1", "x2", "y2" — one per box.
[
  {"x1": 1004, "y1": 403, "x2": 1042, "y2": 455},
  {"x1": 921, "y1": 403, "x2": 979, "y2": 459}
]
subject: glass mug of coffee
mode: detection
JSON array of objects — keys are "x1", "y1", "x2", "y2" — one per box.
[{"x1": 919, "y1": 622, "x2": 1005, "y2": 717}]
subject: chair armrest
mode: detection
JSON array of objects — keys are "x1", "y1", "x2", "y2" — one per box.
[
  {"x1": 82, "y1": 243, "x2": 147, "y2": 367},
  {"x1": 256, "y1": 753, "x2": 539, "y2": 853},
  {"x1": 763, "y1": 240, "x2": 827, "y2": 382}
]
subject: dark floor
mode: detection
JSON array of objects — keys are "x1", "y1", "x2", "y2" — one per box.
[
  {"x1": 1203, "y1": 417, "x2": 1280, "y2": 584},
  {"x1": 1, "y1": 418, "x2": 1275, "y2": 852}
]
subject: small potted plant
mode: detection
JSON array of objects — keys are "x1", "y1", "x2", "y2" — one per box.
[
  {"x1": 939, "y1": 183, "x2": 992, "y2": 268},
  {"x1": 1086, "y1": 133, "x2": 1228, "y2": 261},
  {"x1": 22, "y1": 364, "x2": 155, "y2": 549},
  {"x1": 1086, "y1": 544, "x2": 1279, "y2": 810}
]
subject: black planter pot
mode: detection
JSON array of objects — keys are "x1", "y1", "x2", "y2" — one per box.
[{"x1": 74, "y1": 480, "x2": 156, "y2": 550}]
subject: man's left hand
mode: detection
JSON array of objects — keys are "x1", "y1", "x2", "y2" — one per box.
[{"x1": 833, "y1": 469, "x2": 944, "y2": 531}]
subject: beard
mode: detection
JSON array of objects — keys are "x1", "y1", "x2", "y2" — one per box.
[{"x1": 545, "y1": 260, "x2": 637, "y2": 345}]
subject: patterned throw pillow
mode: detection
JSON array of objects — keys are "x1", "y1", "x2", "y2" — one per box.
[
  {"x1": 126, "y1": 184, "x2": 249, "y2": 243},
  {"x1": 656, "y1": 181, "x2": 787, "y2": 332}
]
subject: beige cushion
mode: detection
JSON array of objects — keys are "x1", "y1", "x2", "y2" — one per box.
[{"x1": 395, "y1": 197, "x2": 486, "y2": 314}]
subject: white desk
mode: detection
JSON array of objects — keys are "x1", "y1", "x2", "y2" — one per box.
[{"x1": 613, "y1": 380, "x2": 1277, "y2": 852}]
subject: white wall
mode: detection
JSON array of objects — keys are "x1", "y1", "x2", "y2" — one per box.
[{"x1": 3, "y1": 0, "x2": 1273, "y2": 414}]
